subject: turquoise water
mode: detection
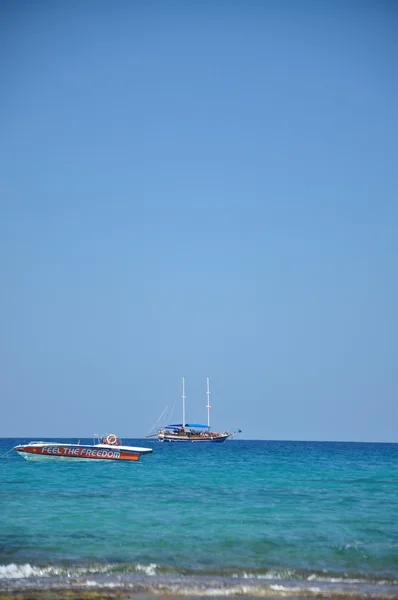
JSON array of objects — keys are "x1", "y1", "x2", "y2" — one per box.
[{"x1": 0, "y1": 438, "x2": 397, "y2": 598}]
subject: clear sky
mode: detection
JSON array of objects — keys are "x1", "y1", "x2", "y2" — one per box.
[{"x1": 1, "y1": 0, "x2": 397, "y2": 441}]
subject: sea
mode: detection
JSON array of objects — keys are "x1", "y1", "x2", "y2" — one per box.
[{"x1": 0, "y1": 438, "x2": 397, "y2": 600}]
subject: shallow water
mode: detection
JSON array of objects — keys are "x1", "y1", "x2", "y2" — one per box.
[{"x1": 1, "y1": 438, "x2": 397, "y2": 598}]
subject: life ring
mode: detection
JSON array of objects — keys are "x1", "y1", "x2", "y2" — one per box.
[{"x1": 106, "y1": 434, "x2": 117, "y2": 445}]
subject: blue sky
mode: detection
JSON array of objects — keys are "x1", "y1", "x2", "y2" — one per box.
[{"x1": 1, "y1": 0, "x2": 397, "y2": 441}]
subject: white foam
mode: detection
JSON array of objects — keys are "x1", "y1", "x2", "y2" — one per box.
[
  {"x1": 0, "y1": 564, "x2": 47, "y2": 579},
  {"x1": 232, "y1": 571, "x2": 278, "y2": 580},
  {"x1": 134, "y1": 563, "x2": 159, "y2": 576},
  {"x1": 0, "y1": 563, "x2": 116, "y2": 580},
  {"x1": 270, "y1": 584, "x2": 301, "y2": 591},
  {"x1": 172, "y1": 585, "x2": 264, "y2": 597}
]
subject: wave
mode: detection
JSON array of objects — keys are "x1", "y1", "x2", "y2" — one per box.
[
  {"x1": 1, "y1": 562, "x2": 398, "y2": 598},
  {"x1": 0, "y1": 562, "x2": 159, "y2": 579},
  {"x1": 1, "y1": 561, "x2": 397, "y2": 582}
]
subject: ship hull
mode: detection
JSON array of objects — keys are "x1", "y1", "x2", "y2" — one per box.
[{"x1": 158, "y1": 434, "x2": 229, "y2": 443}]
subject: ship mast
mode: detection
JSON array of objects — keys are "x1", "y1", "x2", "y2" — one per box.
[
  {"x1": 206, "y1": 376, "x2": 211, "y2": 427},
  {"x1": 182, "y1": 376, "x2": 186, "y2": 429}
]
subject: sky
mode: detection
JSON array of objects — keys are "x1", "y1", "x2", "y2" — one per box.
[{"x1": 1, "y1": 0, "x2": 397, "y2": 441}]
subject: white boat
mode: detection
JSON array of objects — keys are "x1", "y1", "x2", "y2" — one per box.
[
  {"x1": 13, "y1": 434, "x2": 153, "y2": 462},
  {"x1": 152, "y1": 378, "x2": 241, "y2": 443}
]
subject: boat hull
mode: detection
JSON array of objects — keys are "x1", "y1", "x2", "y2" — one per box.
[
  {"x1": 158, "y1": 434, "x2": 229, "y2": 443},
  {"x1": 14, "y1": 443, "x2": 152, "y2": 462}
]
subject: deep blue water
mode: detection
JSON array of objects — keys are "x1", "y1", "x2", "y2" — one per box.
[{"x1": 0, "y1": 438, "x2": 397, "y2": 598}]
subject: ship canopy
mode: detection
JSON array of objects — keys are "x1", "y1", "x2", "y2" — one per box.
[{"x1": 164, "y1": 423, "x2": 211, "y2": 429}]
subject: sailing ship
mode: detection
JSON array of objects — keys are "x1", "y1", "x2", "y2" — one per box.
[{"x1": 153, "y1": 377, "x2": 241, "y2": 443}]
